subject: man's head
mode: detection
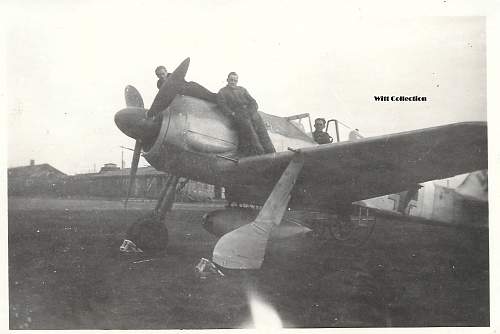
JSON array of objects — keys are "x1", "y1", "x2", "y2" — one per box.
[
  {"x1": 314, "y1": 118, "x2": 326, "y2": 131},
  {"x1": 155, "y1": 66, "x2": 169, "y2": 80},
  {"x1": 227, "y1": 72, "x2": 239, "y2": 88}
]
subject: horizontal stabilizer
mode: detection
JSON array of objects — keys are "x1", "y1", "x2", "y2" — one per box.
[{"x1": 455, "y1": 170, "x2": 488, "y2": 202}]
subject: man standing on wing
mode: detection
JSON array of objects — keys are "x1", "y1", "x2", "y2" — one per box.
[{"x1": 217, "y1": 72, "x2": 275, "y2": 155}]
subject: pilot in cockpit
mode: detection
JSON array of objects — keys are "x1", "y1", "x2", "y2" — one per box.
[{"x1": 312, "y1": 118, "x2": 333, "y2": 144}]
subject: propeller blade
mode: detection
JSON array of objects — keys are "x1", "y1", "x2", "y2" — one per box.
[
  {"x1": 124, "y1": 139, "x2": 142, "y2": 208},
  {"x1": 147, "y1": 57, "x2": 190, "y2": 118},
  {"x1": 125, "y1": 85, "x2": 144, "y2": 108}
]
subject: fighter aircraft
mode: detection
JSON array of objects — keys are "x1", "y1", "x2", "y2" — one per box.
[{"x1": 114, "y1": 58, "x2": 487, "y2": 270}]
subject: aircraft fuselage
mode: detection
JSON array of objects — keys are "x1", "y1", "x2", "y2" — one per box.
[{"x1": 142, "y1": 95, "x2": 316, "y2": 187}]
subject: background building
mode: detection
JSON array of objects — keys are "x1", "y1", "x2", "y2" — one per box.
[
  {"x1": 8, "y1": 162, "x2": 220, "y2": 202},
  {"x1": 62, "y1": 166, "x2": 219, "y2": 201},
  {"x1": 8, "y1": 160, "x2": 67, "y2": 196}
]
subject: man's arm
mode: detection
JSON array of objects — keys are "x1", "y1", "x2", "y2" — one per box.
[
  {"x1": 216, "y1": 88, "x2": 235, "y2": 117},
  {"x1": 242, "y1": 88, "x2": 259, "y2": 111}
]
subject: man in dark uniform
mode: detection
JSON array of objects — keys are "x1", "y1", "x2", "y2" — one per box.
[
  {"x1": 312, "y1": 118, "x2": 333, "y2": 144},
  {"x1": 154, "y1": 65, "x2": 217, "y2": 101},
  {"x1": 217, "y1": 72, "x2": 275, "y2": 155},
  {"x1": 155, "y1": 65, "x2": 170, "y2": 89}
]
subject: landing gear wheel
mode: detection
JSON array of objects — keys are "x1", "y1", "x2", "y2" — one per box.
[
  {"x1": 329, "y1": 206, "x2": 377, "y2": 246},
  {"x1": 308, "y1": 218, "x2": 329, "y2": 240},
  {"x1": 328, "y1": 215, "x2": 356, "y2": 241},
  {"x1": 125, "y1": 214, "x2": 169, "y2": 253}
]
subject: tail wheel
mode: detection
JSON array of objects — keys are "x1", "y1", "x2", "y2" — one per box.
[
  {"x1": 307, "y1": 206, "x2": 377, "y2": 246},
  {"x1": 307, "y1": 217, "x2": 331, "y2": 241},
  {"x1": 328, "y1": 215, "x2": 356, "y2": 241},
  {"x1": 329, "y1": 206, "x2": 377, "y2": 246}
]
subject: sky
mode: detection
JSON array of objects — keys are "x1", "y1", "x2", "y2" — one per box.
[{"x1": 1, "y1": 1, "x2": 494, "y2": 175}]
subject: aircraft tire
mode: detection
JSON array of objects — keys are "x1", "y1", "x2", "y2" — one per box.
[
  {"x1": 328, "y1": 215, "x2": 356, "y2": 241},
  {"x1": 125, "y1": 214, "x2": 169, "y2": 253}
]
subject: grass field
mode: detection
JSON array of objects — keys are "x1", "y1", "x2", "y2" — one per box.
[{"x1": 8, "y1": 197, "x2": 489, "y2": 329}]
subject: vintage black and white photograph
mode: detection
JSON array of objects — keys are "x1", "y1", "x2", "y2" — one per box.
[{"x1": 4, "y1": 0, "x2": 494, "y2": 330}]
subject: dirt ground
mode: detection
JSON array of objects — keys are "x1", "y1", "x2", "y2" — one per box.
[{"x1": 8, "y1": 197, "x2": 489, "y2": 329}]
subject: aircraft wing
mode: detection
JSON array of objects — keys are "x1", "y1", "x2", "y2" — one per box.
[{"x1": 219, "y1": 122, "x2": 487, "y2": 209}]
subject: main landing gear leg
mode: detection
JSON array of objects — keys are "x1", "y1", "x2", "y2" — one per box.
[
  {"x1": 212, "y1": 154, "x2": 304, "y2": 269},
  {"x1": 120, "y1": 175, "x2": 180, "y2": 253}
]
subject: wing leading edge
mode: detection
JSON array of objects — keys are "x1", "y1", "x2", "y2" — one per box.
[{"x1": 219, "y1": 122, "x2": 487, "y2": 210}]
